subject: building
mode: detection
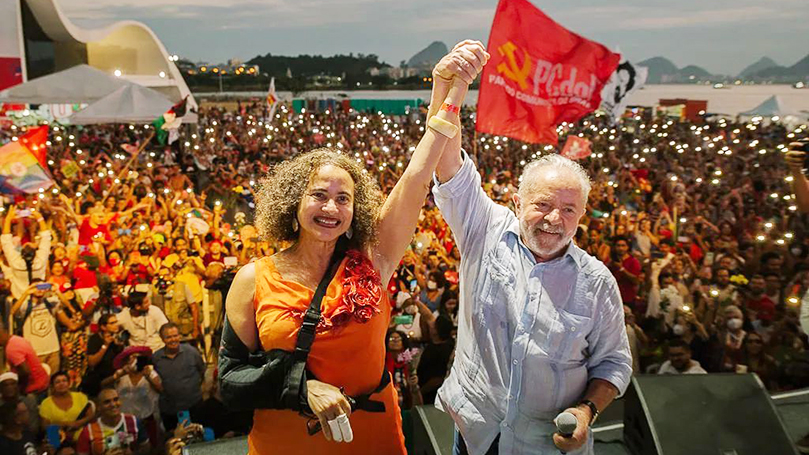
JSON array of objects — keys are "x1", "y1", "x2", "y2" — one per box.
[{"x1": 0, "y1": 0, "x2": 193, "y2": 103}]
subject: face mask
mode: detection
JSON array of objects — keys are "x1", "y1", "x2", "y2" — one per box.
[
  {"x1": 672, "y1": 324, "x2": 685, "y2": 336},
  {"x1": 727, "y1": 318, "x2": 743, "y2": 330},
  {"x1": 427, "y1": 281, "x2": 437, "y2": 290},
  {"x1": 405, "y1": 305, "x2": 417, "y2": 315}
]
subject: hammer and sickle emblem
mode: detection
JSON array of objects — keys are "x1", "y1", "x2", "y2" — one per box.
[{"x1": 496, "y1": 41, "x2": 532, "y2": 90}]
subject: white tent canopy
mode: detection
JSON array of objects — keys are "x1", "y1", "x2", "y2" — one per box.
[
  {"x1": 70, "y1": 84, "x2": 198, "y2": 125},
  {"x1": 0, "y1": 64, "x2": 132, "y2": 105},
  {"x1": 739, "y1": 95, "x2": 803, "y2": 118}
]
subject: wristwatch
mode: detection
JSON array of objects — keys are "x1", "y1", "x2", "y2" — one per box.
[{"x1": 578, "y1": 400, "x2": 599, "y2": 426}]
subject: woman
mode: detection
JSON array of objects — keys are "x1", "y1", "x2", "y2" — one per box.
[
  {"x1": 112, "y1": 346, "x2": 163, "y2": 447},
  {"x1": 385, "y1": 330, "x2": 422, "y2": 411},
  {"x1": 38, "y1": 372, "x2": 95, "y2": 444},
  {"x1": 220, "y1": 41, "x2": 488, "y2": 454},
  {"x1": 0, "y1": 399, "x2": 40, "y2": 455},
  {"x1": 735, "y1": 332, "x2": 779, "y2": 390},
  {"x1": 419, "y1": 270, "x2": 446, "y2": 312},
  {"x1": 54, "y1": 284, "x2": 88, "y2": 388}
]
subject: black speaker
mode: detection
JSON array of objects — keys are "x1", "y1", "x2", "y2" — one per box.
[
  {"x1": 411, "y1": 405, "x2": 455, "y2": 455},
  {"x1": 624, "y1": 374, "x2": 798, "y2": 455}
]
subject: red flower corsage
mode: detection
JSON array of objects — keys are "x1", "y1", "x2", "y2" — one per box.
[
  {"x1": 290, "y1": 250, "x2": 382, "y2": 331},
  {"x1": 341, "y1": 250, "x2": 383, "y2": 324}
]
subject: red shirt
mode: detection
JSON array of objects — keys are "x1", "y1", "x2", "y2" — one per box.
[
  {"x1": 78, "y1": 214, "x2": 118, "y2": 246},
  {"x1": 746, "y1": 295, "x2": 776, "y2": 322},
  {"x1": 612, "y1": 255, "x2": 642, "y2": 304}
]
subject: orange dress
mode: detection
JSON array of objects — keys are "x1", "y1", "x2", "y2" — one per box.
[{"x1": 248, "y1": 255, "x2": 407, "y2": 455}]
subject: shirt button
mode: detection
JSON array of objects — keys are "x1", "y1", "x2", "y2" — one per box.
[
  {"x1": 513, "y1": 359, "x2": 519, "y2": 365},
  {"x1": 501, "y1": 422, "x2": 508, "y2": 428},
  {"x1": 508, "y1": 394, "x2": 514, "y2": 400},
  {"x1": 570, "y1": 327, "x2": 576, "y2": 332}
]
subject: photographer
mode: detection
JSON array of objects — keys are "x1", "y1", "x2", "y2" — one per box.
[
  {"x1": 1, "y1": 205, "x2": 51, "y2": 299},
  {"x1": 9, "y1": 279, "x2": 61, "y2": 374},
  {"x1": 161, "y1": 254, "x2": 202, "y2": 343},
  {"x1": 83, "y1": 314, "x2": 127, "y2": 397},
  {"x1": 116, "y1": 291, "x2": 168, "y2": 352}
]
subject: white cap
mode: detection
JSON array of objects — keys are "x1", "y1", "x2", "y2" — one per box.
[{"x1": 0, "y1": 371, "x2": 19, "y2": 383}]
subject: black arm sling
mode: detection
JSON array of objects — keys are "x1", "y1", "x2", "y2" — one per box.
[{"x1": 218, "y1": 240, "x2": 390, "y2": 435}]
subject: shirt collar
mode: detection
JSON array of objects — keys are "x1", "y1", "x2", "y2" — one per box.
[{"x1": 501, "y1": 222, "x2": 583, "y2": 269}]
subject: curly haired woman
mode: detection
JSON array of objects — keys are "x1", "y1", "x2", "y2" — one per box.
[{"x1": 219, "y1": 41, "x2": 488, "y2": 454}]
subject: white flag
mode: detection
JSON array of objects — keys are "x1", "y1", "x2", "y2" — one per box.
[
  {"x1": 600, "y1": 60, "x2": 648, "y2": 122},
  {"x1": 266, "y1": 77, "x2": 278, "y2": 121}
]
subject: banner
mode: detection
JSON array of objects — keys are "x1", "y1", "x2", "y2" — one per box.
[
  {"x1": 560, "y1": 135, "x2": 592, "y2": 160},
  {"x1": 599, "y1": 59, "x2": 648, "y2": 122},
  {"x1": 476, "y1": 0, "x2": 620, "y2": 144}
]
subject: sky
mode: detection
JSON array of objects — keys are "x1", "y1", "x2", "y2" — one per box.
[{"x1": 60, "y1": 0, "x2": 809, "y2": 77}]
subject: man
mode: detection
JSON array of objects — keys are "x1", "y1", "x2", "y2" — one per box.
[
  {"x1": 609, "y1": 236, "x2": 642, "y2": 306},
  {"x1": 0, "y1": 321, "x2": 49, "y2": 396},
  {"x1": 162, "y1": 254, "x2": 203, "y2": 342},
  {"x1": 713, "y1": 268, "x2": 738, "y2": 308},
  {"x1": 116, "y1": 291, "x2": 168, "y2": 352},
  {"x1": 657, "y1": 339, "x2": 707, "y2": 375},
  {"x1": 9, "y1": 280, "x2": 61, "y2": 374},
  {"x1": 1, "y1": 205, "x2": 52, "y2": 299},
  {"x1": 744, "y1": 274, "x2": 776, "y2": 324},
  {"x1": 83, "y1": 314, "x2": 126, "y2": 397},
  {"x1": 433, "y1": 146, "x2": 632, "y2": 453},
  {"x1": 152, "y1": 323, "x2": 205, "y2": 431},
  {"x1": 76, "y1": 388, "x2": 148, "y2": 455}
]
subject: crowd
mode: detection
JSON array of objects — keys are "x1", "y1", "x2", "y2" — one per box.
[{"x1": 0, "y1": 95, "x2": 807, "y2": 454}]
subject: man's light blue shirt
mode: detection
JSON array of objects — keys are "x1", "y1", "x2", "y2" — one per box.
[{"x1": 432, "y1": 152, "x2": 632, "y2": 455}]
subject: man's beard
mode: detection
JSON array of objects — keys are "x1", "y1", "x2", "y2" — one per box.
[{"x1": 521, "y1": 220, "x2": 571, "y2": 258}]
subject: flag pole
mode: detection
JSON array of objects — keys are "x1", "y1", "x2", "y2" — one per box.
[{"x1": 101, "y1": 131, "x2": 155, "y2": 205}]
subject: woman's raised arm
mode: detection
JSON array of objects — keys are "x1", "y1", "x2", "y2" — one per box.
[{"x1": 372, "y1": 41, "x2": 488, "y2": 282}]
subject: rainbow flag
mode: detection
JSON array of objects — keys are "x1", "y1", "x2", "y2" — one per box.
[{"x1": 0, "y1": 126, "x2": 53, "y2": 194}]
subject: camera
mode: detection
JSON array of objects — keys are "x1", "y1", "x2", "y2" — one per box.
[
  {"x1": 155, "y1": 276, "x2": 173, "y2": 295},
  {"x1": 135, "y1": 355, "x2": 151, "y2": 372}
]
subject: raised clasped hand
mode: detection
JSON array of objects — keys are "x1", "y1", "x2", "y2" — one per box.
[{"x1": 433, "y1": 40, "x2": 490, "y2": 85}]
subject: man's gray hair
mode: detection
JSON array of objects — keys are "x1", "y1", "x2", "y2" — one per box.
[{"x1": 518, "y1": 154, "x2": 592, "y2": 205}]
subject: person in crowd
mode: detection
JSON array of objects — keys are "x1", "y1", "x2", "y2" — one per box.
[
  {"x1": 10, "y1": 279, "x2": 62, "y2": 374},
  {"x1": 54, "y1": 284, "x2": 89, "y2": 388},
  {"x1": 0, "y1": 398, "x2": 42, "y2": 455},
  {"x1": 152, "y1": 323, "x2": 205, "y2": 432},
  {"x1": 161, "y1": 254, "x2": 202, "y2": 343},
  {"x1": 0, "y1": 372, "x2": 40, "y2": 435},
  {"x1": 111, "y1": 346, "x2": 162, "y2": 448},
  {"x1": 734, "y1": 332, "x2": 779, "y2": 390},
  {"x1": 39, "y1": 372, "x2": 95, "y2": 443},
  {"x1": 433, "y1": 132, "x2": 632, "y2": 454},
  {"x1": 658, "y1": 339, "x2": 708, "y2": 374},
  {"x1": 385, "y1": 330, "x2": 422, "y2": 410},
  {"x1": 624, "y1": 305, "x2": 648, "y2": 375},
  {"x1": 417, "y1": 316, "x2": 455, "y2": 404},
  {"x1": 610, "y1": 236, "x2": 643, "y2": 306},
  {"x1": 1, "y1": 205, "x2": 52, "y2": 300},
  {"x1": 83, "y1": 314, "x2": 126, "y2": 397},
  {"x1": 0, "y1": 320, "x2": 50, "y2": 396},
  {"x1": 219, "y1": 41, "x2": 487, "y2": 454},
  {"x1": 116, "y1": 291, "x2": 168, "y2": 352},
  {"x1": 76, "y1": 388, "x2": 149, "y2": 455},
  {"x1": 721, "y1": 305, "x2": 747, "y2": 371}
]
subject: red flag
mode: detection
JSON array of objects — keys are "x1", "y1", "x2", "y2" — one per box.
[
  {"x1": 560, "y1": 135, "x2": 592, "y2": 160},
  {"x1": 476, "y1": 0, "x2": 620, "y2": 144},
  {"x1": 19, "y1": 126, "x2": 48, "y2": 169}
]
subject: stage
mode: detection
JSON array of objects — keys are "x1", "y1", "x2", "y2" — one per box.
[{"x1": 185, "y1": 387, "x2": 809, "y2": 454}]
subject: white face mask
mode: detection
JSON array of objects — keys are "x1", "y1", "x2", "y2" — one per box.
[
  {"x1": 672, "y1": 324, "x2": 685, "y2": 336},
  {"x1": 427, "y1": 281, "x2": 437, "y2": 290},
  {"x1": 727, "y1": 318, "x2": 743, "y2": 330}
]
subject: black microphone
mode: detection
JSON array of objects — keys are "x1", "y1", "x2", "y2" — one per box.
[{"x1": 554, "y1": 411, "x2": 578, "y2": 437}]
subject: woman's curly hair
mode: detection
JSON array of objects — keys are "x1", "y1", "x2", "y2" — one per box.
[{"x1": 254, "y1": 148, "x2": 384, "y2": 249}]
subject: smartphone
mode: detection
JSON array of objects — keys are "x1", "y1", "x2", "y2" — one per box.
[
  {"x1": 105, "y1": 433, "x2": 121, "y2": 449},
  {"x1": 36, "y1": 283, "x2": 53, "y2": 291},
  {"x1": 223, "y1": 256, "x2": 238, "y2": 267},
  {"x1": 393, "y1": 315, "x2": 414, "y2": 325},
  {"x1": 17, "y1": 209, "x2": 31, "y2": 218},
  {"x1": 704, "y1": 252, "x2": 715, "y2": 266},
  {"x1": 177, "y1": 410, "x2": 191, "y2": 426}
]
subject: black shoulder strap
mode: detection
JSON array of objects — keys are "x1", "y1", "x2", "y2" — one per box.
[{"x1": 284, "y1": 239, "x2": 348, "y2": 410}]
